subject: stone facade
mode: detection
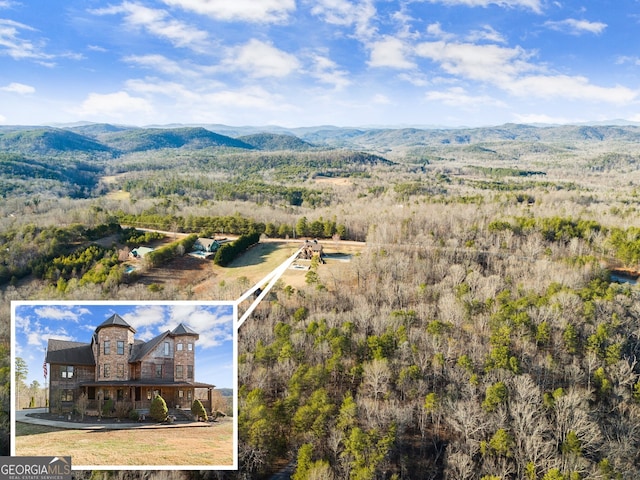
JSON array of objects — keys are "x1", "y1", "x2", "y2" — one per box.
[
  {"x1": 174, "y1": 334, "x2": 197, "y2": 381},
  {"x1": 46, "y1": 314, "x2": 213, "y2": 413},
  {"x1": 93, "y1": 322, "x2": 135, "y2": 382}
]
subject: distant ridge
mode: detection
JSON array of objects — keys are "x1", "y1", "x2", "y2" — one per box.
[
  {"x1": 0, "y1": 127, "x2": 112, "y2": 155},
  {"x1": 99, "y1": 126, "x2": 255, "y2": 153},
  {"x1": 67, "y1": 123, "x2": 133, "y2": 137},
  {"x1": 2, "y1": 122, "x2": 640, "y2": 157},
  {"x1": 237, "y1": 133, "x2": 315, "y2": 151}
]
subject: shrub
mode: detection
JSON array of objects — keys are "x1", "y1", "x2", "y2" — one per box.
[
  {"x1": 129, "y1": 409, "x2": 140, "y2": 421},
  {"x1": 76, "y1": 392, "x2": 89, "y2": 421},
  {"x1": 191, "y1": 399, "x2": 208, "y2": 421},
  {"x1": 115, "y1": 401, "x2": 131, "y2": 420},
  {"x1": 213, "y1": 232, "x2": 260, "y2": 266},
  {"x1": 102, "y1": 398, "x2": 114, "y2": 417},
  {"x1": 145, "y1": 234, "x2": 198, "y2": 268},
  {"x1": 150, "y1": 395, "x2": 168, "y2": 422}
]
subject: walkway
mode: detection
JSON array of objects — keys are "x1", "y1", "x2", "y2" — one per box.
[{"x1": 15, "y1": 408, "x2": 212, "y2": 430}]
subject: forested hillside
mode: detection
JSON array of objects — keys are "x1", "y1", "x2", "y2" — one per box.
[
  {"x1": 237, "y1": 133, "x2": 315, "y2": 151},
  {"x1": 3, "y1": 122, "x2": 640, "y2": 479},
  {"x1": 236, "y1": 214, "x2": 640, "y2": 479}
]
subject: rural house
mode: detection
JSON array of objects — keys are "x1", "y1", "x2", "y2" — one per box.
[
  {"x1": 45, "y1": 314, "x2": 215, "y2": 413},
  {"x1": 300, "y1": 240, "x2": 324, "y2": 262},
  {"x1": 189, "y1": 238, "x2": 221, "y2": 258}
]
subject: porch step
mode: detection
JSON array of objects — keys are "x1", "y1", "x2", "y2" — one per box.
[{"x1": 169, "y1": 408, "x2": 193, "y2": 421}]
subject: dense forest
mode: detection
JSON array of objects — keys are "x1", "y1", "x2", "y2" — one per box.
[{"x1": 3, "y1": 123, "x2": 640, "y2": 479}]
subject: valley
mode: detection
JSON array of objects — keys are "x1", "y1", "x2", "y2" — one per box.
[{"x1": 3, "y1": 122, "x2": 640, "y2": 479}]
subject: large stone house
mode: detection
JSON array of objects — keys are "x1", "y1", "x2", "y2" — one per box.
[{"x1": 45, "y1": 314, "x2": 215, "y2": 413}]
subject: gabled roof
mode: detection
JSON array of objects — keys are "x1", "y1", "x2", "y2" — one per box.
[
  {"x1": 129, "y1": 330, "x2": 170, "y2": 362},
  {"x1": 172, "y1": 323, "x2": 199, "y2": 337},
  {"x1": 47, "y1": 320, "x2": 201, "y2": 366},
  {"x1": 194, "y1": 238, "x2": 219, "y2": 251},
  {"x1": 46, "y1": 339, "x2": 94, "y2": 365},
  {"x1": 96, "y1": 313, "x2": 136, "y2": 334}
]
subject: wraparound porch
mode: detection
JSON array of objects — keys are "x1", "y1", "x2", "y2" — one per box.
[{"x1": 77, "y1": 380, "x2": 216, "y2": 413}]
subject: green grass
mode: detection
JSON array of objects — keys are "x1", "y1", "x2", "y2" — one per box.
[{"x1": 15, "y1": 419, "x2": 234, "y2": 467}]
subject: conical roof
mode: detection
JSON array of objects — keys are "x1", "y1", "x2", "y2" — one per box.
[
  {"x1": 171, "y1": 323, "x2": 199, "y2": 337},
  {"x1": 95, "y1": 313, "x2": 136, "y2": 333}
]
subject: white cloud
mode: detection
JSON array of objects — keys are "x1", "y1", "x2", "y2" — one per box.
[
  {"x1": 415, "y1": 40, "x2": 534, "y2": 84},
  {"x1": 164, "y1": 305, "x2": 234, "y2": 349},
  {"x1": 309, "y1": 54, "x2": 351, "y2": 89},
  {"x1": 422, "y1": 0, "x2": 543, "y2": 13},
  {"x1": 87, "y1": 44, "x2": 108, "y2": 53},
  {"x1": 504, "y1": 75, "x2": 637, "y2": 104},
  {"x1": 0, "y1": 82, "x2": 34, "y2": 94},
  {"x1": 224, "y1": 39, "x2": 300, "y2": 78},
  {"x1": 398, "y1": 71, "x2": 430, "y2": 86},
  {"x1": 426, "y1": 22, "x2": 456, "y2": 41},
  {"x1": 544, "y1": 18, "x2": 607, "y2": 35},
  {"x1": 391, "y1": 8, "x2": 418, "y2": 40},
  {"x1": 28, "y1": 329, "x2": 74, "y2": 349},
  {"x1": 368, "y1": 36, "x2": 415, "y2": 69},
  {"x1": 311, "y1": 0, "x2": 378, "y2": 40},
  {"x1": 415, "y1": 37, "x2": 637, "y2": 105},
  {"x1": 17, "y1": 309, "x2": 79, "y2": 352},
  {"x1": 467, "y1": 25, "x2": 507, "y2": 43},
  {"x1": 125, "y1": 78, "x2": 203, "y2": 100},
  {"x1": 161, "y1": 0, "x2": 295, "y2": 23},
  {"x1": 34, "y1": 306, "x2": 89, "y2": 321},
  {"x1": 615, "y1": 55, "x2": 640, "y2": 66},
  {"x1": 75, "y1": 91, "x2": 154, "y2": 120},
  {"x1": 0, "y1": 18, "x2": 54, "y2": 62},
  {"x1": 0, "y1": 113, "x2": 6, "y2": 122},
  {"x1": 122, "y1": 305, "x2": 167, "y2": 331},
  {"x1": 91, "y1": 2, "x2": 209, "y2": 51},
  {"x1": 425, "y1": 86, "x2": 506, "y2": 107},
  {"x1": 124, "y1": 54, "x2": 188, "y2": 76}
]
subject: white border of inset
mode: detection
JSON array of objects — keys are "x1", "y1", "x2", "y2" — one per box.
[{"x1": 11, "y1": 300, "x2": 238, "y2": 471}]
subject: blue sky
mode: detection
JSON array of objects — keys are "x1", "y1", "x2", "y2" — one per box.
[
  {"x1": 12, "y1": 301, "x2": 236, "y2": 390},
  {"x1": 1, "y1": 0, "x2": 639, "y2": 127}
]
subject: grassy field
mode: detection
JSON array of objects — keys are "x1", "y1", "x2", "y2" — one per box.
[
  {"x1": 193, "y1": 239, "x2": 364, "y2": 299},
  {"x1": 192, "y1": 241, "x2": 303, "y2": 298},
  {"x1": 14, "y1": 420, "x2": 234, "y2": 467}
]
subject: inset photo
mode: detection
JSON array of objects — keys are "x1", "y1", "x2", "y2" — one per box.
[{"x1": 11, "y1": 301, "x2": 237, "y2": 471}]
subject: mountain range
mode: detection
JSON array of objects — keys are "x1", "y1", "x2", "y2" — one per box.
[
  {"x1": 2, "y1": 123, "x2": 640, "y2": 158},
  {"x1": 3, "y1": 121, "x2": 640, "y2": 204}
]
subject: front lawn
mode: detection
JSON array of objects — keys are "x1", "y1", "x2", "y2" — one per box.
[{"x1": 14, "y1": 419, "x2": 234, "y2": 467}]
